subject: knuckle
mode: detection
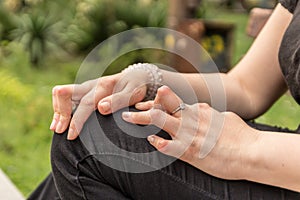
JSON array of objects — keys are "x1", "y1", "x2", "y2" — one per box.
[
  {"x1": 130, "y1": 112, "x2": 139, "y2": 121},
  {"x1": 111, "y1": 93, "x2": 123, "y2": 103},
  {"x1": 60, "y1": 114, "x2": 71, "y2": 122},
  {"x1": 59, "y1": 115, "x2": 71, "y2": 124},
  {"x1": 182, "y1": 140, "x2": 200, "y2": 161},
  {"x1": 150, "y1": 109, "x2": 162, "y2": 119},
  {"x1": 223, "y1": 111, "x2": 234, "y2": 117},
  {"x1": 80, "y1": 97, "x2": 96, "y2": 107},
  {"x1": 70, "y1": 118, "x2": 83, "y2": 130},
  {"x1": 52, "y1": 85, "x2": 61, "y2": 95},
  {"x1": 133, "y1": 87, "x2": 145, "y2": 97},
  {"x1": 223, "y1": 111, "x2": 237, "y2": 120},
  {"x1": 198, "y1": 103, "x2": 210, "y2": 110},
  {"x1": 158, "y1": 144, "x2": 170, "y2": 154},
  {"x1": 53, "y1": 112, "x2": 60, "y2": 119},
  {"x1": 197, "y1": 103, "x2": 212, "y2": 121},
  {"x1": 52, "y1": 85, "x2": 72, "y2": 97},
  {"x1": 98, "y1": 77, "x2": 116, "y2": 90},
  {"x1": 131, "y1": 88, "x2": 146, "y2": 103}
]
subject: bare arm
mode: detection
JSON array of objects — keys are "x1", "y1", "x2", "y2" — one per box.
[
  {"x1": 122, "y1": 4, "x2": 300, "y2": 192},
  {"x1": 125, "y1": 86, "x2": 300, "y2": 192},
  {"x1": 244, "y1": 130, "x2": 300, "y2": 192},
  {"x1": 162, "y1": 3, "x2": 293, "y2": 119},
  {"x1": 51, "y1": 4, "x2": 293, "y2": 139}
]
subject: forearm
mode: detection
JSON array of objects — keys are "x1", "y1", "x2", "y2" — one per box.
[
  {"x1": 161, "y1": 70, "x2": 253, "y2": 118},
  {"x1": 243, "y1": 130, "x2": 300, "y2": 192},
  {"x1": 160, "y1": 4, "x2": 292, "y2": 120}
]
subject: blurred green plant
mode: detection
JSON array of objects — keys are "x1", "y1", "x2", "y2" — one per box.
[
  {"x1": 0, "y1": 40, "x2": 81, "y2": 195},
  {"x1": 65, "y1": 0, "x2": 167, "y2": 52},
  {"x1": 0, "y1": 69, "x2": 32, "y2": 103},
  {"x1": 11, "y1": 13, "x2": 59, "y2": 66},
  {"x1": 0, "y1": 2, "x2": 299, "y2": 196},
  {"x1": 0, "y1": 0, "x2": 168, "y2": 66},
  {"x1": 241, "y1": 0, "x2": 277, "y2": 10},
  {"x1": 0, "y1": 5, "x2": 18, "y2": 41},
  {"x1": 0, "y1": 0, "x2": 73, "y2": 66}
]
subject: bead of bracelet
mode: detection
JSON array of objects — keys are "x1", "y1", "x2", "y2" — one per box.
[{"x1": 122, "y1": 63, "x2": 162, "y2": 100}]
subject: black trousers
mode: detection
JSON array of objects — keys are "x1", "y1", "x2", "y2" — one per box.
[{"x1": 28, "y1": 108, "x2": 300, "y2": 200}]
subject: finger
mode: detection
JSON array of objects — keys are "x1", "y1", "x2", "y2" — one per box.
[
  {"x1": 67, "y1": 75, "x2": 123, "y2": 139},
  {"x1": 56, "y1": 88, "x2": 73, "y2": 133},
  {"x1": 122, "y1": 109, "x2": 180, "y2": 137},
  {"x1": 51, "y1": 83, "x2": 94, "y2": 133},
  {"x1": 50, "y1": 87, "x2": 60, "y2": 131},
  {"x1": 71, "y1": 79, "x2": 98, "y2": 101},
  {"x1": 154, "y1": 86, "x2": 184, "y2": 117},
  {"x1": 147, "y1": 135, "x2": 170, "y2": 151},
  {"x1": 51, "y1": 85, "x2": 72, "y2": 133},
  {"x1": 50, "y1": 112, "x2": 60, "y2": 131},
  {"x1": 67, "y1": 88, "x2": 98, "y2": 140},
  {"x1": 135, "y1": 101, "x2": 154, "y2": 111},
  {"x1": 147, "y1": 135, "x2": 184, "y2": 158},
  {"x1": 98, "y1": 85, "x2": 146, "y2": 115}
]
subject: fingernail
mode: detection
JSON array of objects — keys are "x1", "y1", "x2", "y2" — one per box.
[
  {"x1": 135, "y1": 102, "x2": 143, "y2": 107},
  {"x1": 99, "y1": 102, "x2": 110, "y2": 112},
  {"x1": 67, "y1": 128, "x2": 76, "y2": 140},
  {"x1": 55, "y1": 121, "x2": 63, "y2": 133},
  {"x1": 50, "y1": 120, "x2": 56, "y2": 130},
  {"x1": 122, "y1": 112, "x2": 131, "y2": 119},
  {"x1": 157, "y1": 140, "x2": 165, "y2": 149},
  {"x1": 147, "y1": 135, "x2": 155, "y2": 143}
]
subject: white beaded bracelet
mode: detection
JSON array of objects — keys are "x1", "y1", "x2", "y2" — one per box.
[{"x1": 122, "y1": 63, "x2": 163, "y2": 100}]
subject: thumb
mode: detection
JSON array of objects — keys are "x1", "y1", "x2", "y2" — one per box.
[
  {"x1": 154, "y1": 86, "x2": 183, "y2": 116},
  {"x1": 147, "y1": 135, "x2": 183, "y2": 158},
  {"x1": 147, "y1": 135, "x2": 170, "y2": 152},
  {"x1": 98, "y1": 86, "x2": 146, "y2": 114}
]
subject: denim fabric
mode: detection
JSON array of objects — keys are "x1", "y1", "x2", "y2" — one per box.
[
  {"x1": 29, "y1": 108, "x2": 300, "y2": 200},
  {"x1": 279, "y1": 0, "x2": 298, "y2": 13}
]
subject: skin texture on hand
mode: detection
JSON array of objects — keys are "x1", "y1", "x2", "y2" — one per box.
[
  {"x1": 47, "y1": 3, "x2": 300, "y2": 191},
  {"x1": 123, "y1": 86, "x2": 300, "y2": 192},
  {"x1": 49, "y1": 3, "x2": 292, "y2": 141},
  {"x1": 122, "y1": 86, "x2": 259, "y2": 180},
  {"x1": 50, "y1": 71, "x2": 148, "y2": 140}
]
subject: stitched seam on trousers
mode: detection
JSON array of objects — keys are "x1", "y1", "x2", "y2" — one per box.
[
  {"x1": 93, "y1": 152, "x2": 223, "y2": 200},
  {"x1": 76, "y1": 170, "x2": 88, "y2": 200},
  {"x1": 76, "y1": 154, "x2": 94, "y2": 200},
  {"x1": 158, "y1": 167, "x2": 223, "y2": 200},
  {"x1": 76, "y1": 154, "x2": 133, "y2": 199}
]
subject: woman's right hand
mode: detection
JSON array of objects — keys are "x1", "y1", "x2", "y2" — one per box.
[{"x1": 50, "y1": 70, "x2": 149, "y2": 140}]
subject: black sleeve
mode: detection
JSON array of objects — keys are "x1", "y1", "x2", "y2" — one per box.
[{"x1": 279, "y1": 0, "x2": 298, "y2": 13}]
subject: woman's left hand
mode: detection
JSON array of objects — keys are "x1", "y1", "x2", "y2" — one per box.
[{"x1": 122, "y1": 86, "x2": 260, "y2": 180}]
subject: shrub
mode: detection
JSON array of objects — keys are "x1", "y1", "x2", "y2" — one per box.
[
  {"x1": 65, "y1": 0, "x2": 167, "y2": 52},
  {"x1": 0, "y1": 69, "x2": 32, "y2": 104}
]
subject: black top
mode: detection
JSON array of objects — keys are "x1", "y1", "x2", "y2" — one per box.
[
  {"x1": 279, "y1": 0, "x2": 299, "y2": 13},
  {"x1": 279, "y1": 0, "x2": 300, "y2": 104}
]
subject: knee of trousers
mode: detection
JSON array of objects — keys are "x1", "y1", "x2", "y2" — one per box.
[
  {"x1": 50, "y1": 111, "x2": 107, "y2": 168},
  {"x1": 50, "y1": 108, "x2": 171, "y2": 171},
  {"x1": 49, "y1": 108, "x2": 145, "y2": 170},
  {"x1": 50, "y1": 130, "x2": 89, "y2": 171}
]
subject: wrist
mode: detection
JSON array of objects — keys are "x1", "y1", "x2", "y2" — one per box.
[
  {"x1": 237, "y1": 127, "x2": 263, "y2": 180},
  {"x1": 123, "y1": 63, "x2": 163, "y2": 100}
]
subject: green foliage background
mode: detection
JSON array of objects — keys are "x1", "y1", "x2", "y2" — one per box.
[{"x1": 0, "y1": 0, "x2": 299, "y2": 197}]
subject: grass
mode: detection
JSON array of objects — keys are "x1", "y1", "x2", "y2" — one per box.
[
  {"x1": 202, "y1": 2, "x2": 254, "y2": 64},
  {"x1": 0, "y1": 42, "x2": 81, "y2": 196},
  {"x1": 0, "y1": 2, "x2": 299, "y2": 197}
]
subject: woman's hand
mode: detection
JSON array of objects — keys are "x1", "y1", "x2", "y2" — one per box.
[
  {"x1": 122, "y1": 86, "x2": 260, "y2": 180},
  {"x1": 50, "y1": 70, "x2": 150, "y2": 140}
]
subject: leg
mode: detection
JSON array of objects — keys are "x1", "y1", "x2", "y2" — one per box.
[
  {"x1": 50, "y1": 107, "x2": 300, "y2": 200},
  {"x1": 27, "y1": 173, "x2": 60, "y2": 200}
]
